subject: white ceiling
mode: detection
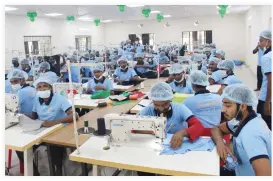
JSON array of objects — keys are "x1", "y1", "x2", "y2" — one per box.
[{"x1": 5, "y1": 5, "x2": 251, "y2": 22}]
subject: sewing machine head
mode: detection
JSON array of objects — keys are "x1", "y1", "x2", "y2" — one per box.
[
  {"x1": 5, "y1": 93, "x2": 22, "y2": 128},
  {"x1": 104, "y1": 113, "x2": 166, "y2": 143}
]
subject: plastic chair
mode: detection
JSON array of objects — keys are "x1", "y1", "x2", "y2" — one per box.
[{"x1": 8, "y1": 149, "x2": 24, "y2": 174}]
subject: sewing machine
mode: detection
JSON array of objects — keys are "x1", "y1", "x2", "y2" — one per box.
[
  {"x1": 104, "y1": 113, "x2": 167, "y2": 144},
  {"x1": 5, "y1": 94, "x2": 23, "y2": 129}
]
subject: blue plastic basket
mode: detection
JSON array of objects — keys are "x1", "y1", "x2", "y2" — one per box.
[{"x1": 233, "y1": 60, "x2": 244, "y2": 66}]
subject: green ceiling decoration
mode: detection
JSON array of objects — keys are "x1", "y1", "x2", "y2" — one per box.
[
  {"x1": 117, "y1": 5, "x2": 125, "y2": 12},
  {"x1": 66, "y1": 16, "x2": 75, "y2": 21},
  {"x1": 27, "y1": 11, "x2": 37, "y2": 22},
  {"x1": 218, "y1": 5, "x2": 229, "y2": 18},
  {"x1": 94, "y1": 19, "x2": 101, "y2": 26},
  {"x1": 156, "y1": 14, "x2": 164, "y2": 22},
  {"x1": 142, "y1": 8, "x2": 151, "y2": 18}
]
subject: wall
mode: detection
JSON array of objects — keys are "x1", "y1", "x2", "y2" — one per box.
[
  {"x1": 244, "y1": 5, "x2": 272, "y2": 74},
  {"x1": 104, "y1": 14, "x2": 246, "y2": 60},
  {"x1": 5, "y1": 15, "x2": 105, "y2": 67}
]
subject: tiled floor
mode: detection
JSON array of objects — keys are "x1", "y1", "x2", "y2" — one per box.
[{"x1": 5, "y1": 65, "x2": 258, "y2": 176}]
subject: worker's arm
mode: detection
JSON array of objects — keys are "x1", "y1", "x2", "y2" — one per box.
[
  {"x1": 252, "y1": 158, "x2": 271, "y2": 176},
  {"x1": 253, "y1": 46, "x2": 259, "y2": 54},
  {"x1": 131, "y1": 75, "x2": 140, "y2": 81}
]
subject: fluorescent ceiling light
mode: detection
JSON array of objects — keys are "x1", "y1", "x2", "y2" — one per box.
[
  {"x1": 44, "y1": 13, "x2": 63, "y2": 16},
  {"x1": 101, "y1": 20, "x2": 112, "y2": 23},
  {"x1": 79, "y1": 28, "x2": 90, "y2": 31},
  {"x1": 78, "y1": 17, "x2": 93, "y2": 21},
  {"x1": 5, "y1": 6, "x2": 18, "y2": 11},
  {"x1": 163, "y1": 15, "x2": 172, "y2": 18},
  {"x1": 127, "y1": 5, "x2": 144, "y2": 8},
  {"x1": 151, "y1": 11, "x2": 161, "y2": 14}
]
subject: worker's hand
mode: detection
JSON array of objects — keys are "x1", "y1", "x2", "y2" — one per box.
[
  {"x1": 113, "y1": 78, "x2": 119, "y2": 83},
  {"x1": 86, "y1": 88, "x2": 93, "y2": 94},
  {"x1": 264, "y1": 101, "x2": 271, "y2": 116},
  {"x1": 117, "y1": 80, "x2": 123, "y2": 85},
  {"x1": 170, "y1": 130, "x2": 185, "y2": 149},
  {"x1": 216, "y1": 142, "x2": 235, "y2": 162},
  {"x1": 95, "y1": 85, "x2": 105, "y2": 91},
  {"x1": 42, "y1": 120, "x2": 58, "y2": 127}
]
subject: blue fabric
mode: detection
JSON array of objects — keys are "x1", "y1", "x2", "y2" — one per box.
[
  {"x1": 210, "y1": 70, "x2": 226, "y2": 84},
  {"x1": 223, "y1": 75, "x2": 243, "y2": 85},
  {"x1": 140, "y1": 103, "x2": 192, "y2": 134},
  {"x1": 159, "y1": 56, "x2": 169, "y2": 64},
  {"x1": 257, "y1": 47, "x2": 264, "y2": 66},
  {"x1": 259, "y1": 51, "x2": 272, "y2": 101},
  {"x1": 160, "y1": 134, "x2": 215, "y2": 155},
  {"x1": 114, "y1": 67, "x2": 137, "y2": 81},
  {"x1": 87, "y1": 77, "x2": 113, "y2": 93},
  {"x1": 32, "y1": 93, "x2": 72, "y2": 121},
  {"x1": 17, "y1": 86, "x2": 36, "y2": 115},
  {"x1": 183, "y1": 93, "x2": 222, "y2": 128},
  {"x1": 169, "y1": 80, "x2": 194, "y2": 94},
  {"x1": 147, "y1": 59, "x2": 158, "y2": 69},
  {"x1": 70, "y1": 66, "x2": 80, "y2": 83},
  {"x1": 136, "y1": 62, "x2": 149, "y2": 74},
  {"x1": 83, "y1": 61, "x2": 94, "y2": 78},
  {"x1": 136, "y1": 44, "x2": 144, "y2": 54},
  {"x1": 227, "y1": 116, "x2": 272, "y2": 176},
  {"x1": 5, "y1": 80, "x2": 12, "y2": 93}
]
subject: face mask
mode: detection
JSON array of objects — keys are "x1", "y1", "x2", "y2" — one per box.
[
  {"x1": 37, "y1": 90, "x2": 51, "y2": 99},
  {"x1": 174, "y1": 76, "x2": 184, "y2": 83},
  {"x1": 94, "y1": 75, "x2": 103, "y2": 80},
  {"x1": 121, "y1": 66, "x2": 128, "y2": 70},
  {"x1": 11, "y1": 84, "x2": 22, "y2": 92}
]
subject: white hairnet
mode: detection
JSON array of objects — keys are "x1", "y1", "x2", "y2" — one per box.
[
  {"x1": 149, "y1": 82, "x2": 173, "y2": 101},
  {"x1": 93, "y1": 64, "x2": 104, "y2": 71},
  {"x1": 217, "y1": 60, "x2": 235, "y2": 71},
  {"x1": 12, "y1": 57, "x2": 19, "y2": 62},
  {"x1": 117, "y1": 56, "x2": 128, "y2": 65},
  {"x1": 216, "y1": 49, "x2": 225, "y2": 57},
  {"x1": 189, "y1": 70, "x2": 209, "y2": 86},
  {"x1": 169, "y1": 63, "x2": 183, "y2": 74},
  {"x1": 8, "y1": 69, "x2": 28, "y2": 80},
  {"x1": 40, "y1": 62, "x2": 51, "y2": 70},
  {"x1": 33, "y1": 76, "x2": 53, "y2": 88},
  {"x1": 192, "y1": 54, "x2": 203, "y2": 62},
  {"x1": 20, "y1": 59, "x2": 29, "y2": 65},
  {"x1": 209, "y1": 57, "x2": 221, "y2": 64},
  {"x1": 260, "y1": 30, "x2": 272, "y2": 40},
  {"x1": 159, "y1": 52, "x2": 165, "y2": 57},
  {"x1": 222, "y1": 84, "x2": 258, "y2": 106}
]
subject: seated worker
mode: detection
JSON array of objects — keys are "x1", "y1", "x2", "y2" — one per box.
[
  {"x1": 183, "y1": 70, "x2": 222, "y2": 128},
  {"x1": 146, "y1": 56, "x2": 158, "y2": 70},
  {"x1": 17, "y1": 77, "x2": 78, "y2": 176},
  {"x1": 86, "y1": 64, "x2": 114, "y2": 95},
  {"x1": 207, "y1": 57, "x2": 221, "y2": 75},
  {"x1": 209, "y1": 43, "x2": 217, "y2": 59},
  {"x1": 211, "y1": 84, "x2": 271, "y2": 176},
  {"x1": 39, "y1": 62, "x2": 59, "y2": 83},
  {"x1": 134, "y1": 55, "x2": 150, "y2": 77},
  {"x1": 215, "y1": 49, "x2": 225, "y2": 60},
  {"x1": 168, "y1": 63, "x2": 194, "y2": 94},
  {"x1": 208, "y1": 57, "x2": 227, "y2": 85},
  {"x1": 113, "y1": 56, "x2": 140, "y2": 85},
  {"x1": 158, "y1": 51, "x2": 170, "y2": 64},
  {"x1": 137, "y1": 82, "x2": 205, "y2": 176},
  {"x1": 20, "y1": 59, "x2": 33, "y2": 81}
]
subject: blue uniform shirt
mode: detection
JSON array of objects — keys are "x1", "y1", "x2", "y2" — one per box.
[
  {"x1": 259, "y1": 51, "x2": 272, "y2": 101},
  {"x1": 140, "y1": 103, "x2": 193, "y2": 134},
  {"x1": 17, "y1": 85, "x2": 36, "y2": 115},
  {"x1": 226, "y1": 112, "x2": 272, "y2": 176},
  {"x1": 5, "y1": 80, "x2": 12, "y2": 93},
  {"x1": 147, "y1": 58, "x2": 158, "y2": 69},
  {"x1": 32, "y1": 93, "x2": 72, "y2": 121},
  {"x1": 169, "y1": 80, "x2": 194, "y2": 94},
  {"x1": 136, "y1": 44, "x2": 144, "y2": 54},
  {"x1": 257, "y1": 47, "x2": 264, "y2": 66},
  {"x1": 135, "y1": 62, "x2": 149, "y2": 74},
  {"x1": 183, "y1": 92, "x2": 222, "y2": 128},
  {"x1": 114, "y1": 67, "x2": 137, "y2": 81},
  {"x1": 71, "y1": 66, "x2": 80, "y2": 83},
  {"x1": 210, "y1": 70, "x2": 227, "y2": 84},
  {"x1": 159, "y1": 56, "x2": 170, "y2": 64},
  {"x1": 223, "y1": 75, "x2": 243, "y2": 85},
  {"x1": 87, "y1": 77, "x2": 113, "y2": 94}
]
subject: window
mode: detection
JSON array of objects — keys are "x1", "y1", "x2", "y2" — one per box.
[
  {"x1": 182, "y1": 30, "x2": 212, "y2": 51},
  {"x1": 128, "y1": 33, "x2": 155, "y2": 50},
  {"x1": 24, "y1": 36, "x2": 52, "y2": 57},
  {"x1": 75, "y1": 35, "x2": 91, "y2": 53}
]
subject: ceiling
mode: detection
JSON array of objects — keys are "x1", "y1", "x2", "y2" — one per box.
[{"x1": 5, "y1": 5, "x2": 251, "y2": 22}]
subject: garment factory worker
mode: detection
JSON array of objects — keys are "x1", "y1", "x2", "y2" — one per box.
[
  {"x1": 183, "y1": 70, "x2": 222, "y2": 128},
  {"x1": 147, "y1": 56, "x2": 158, "y2": 70},
  {"x1": 257, "y1": 30, "x2": 272, "y2": 130},
  {"x1": 136, "y1": 42, "x2": 144, "y2": 54},
  {"x1": 208, "y1": 57, "x2": 227, "y2": 85},
  {"x1": 211, "y1": 84, "x2": 271, "y2": 176},
  {"x1": 113, "y1": 56, "x2": 139, "y2": 85},
  {"x1": 82, "y1": 55, "x2": 94, "y2": 79},
  {"x1": 20, "y1": 59, "x2": 33, "y2": 81},
  {"x1": 87, "y1": 64, "x2": 114, "y2": 95},
  {"x1": 208, "y1": 57, "x2": 221, "y2": 73},
  {"x1": 39, "y1": 61, "x2": 59, "y2": 83},
  {"x1": 6, "y1": 58, "x2": 20, "y2": 92},
  {"x1": 209, "y1": 43, "x2": 217, "y2": 58},
  {"x1": 215, "y1": 49, "x2": 225, "y2": 60},
  {"x1": 158, "y1": 51, "x2": 170, "y2": 64},
  {"x1": 219, "y1": 60, "x2": 243, "y2": 86},
  {"x1": 8, "y1": 69, "x2": 36, "y2": 115},
  {"x1": 134, "y1": 55, "x2": 149, "y2": 76},
  {"x1": 253, "y1": 42, "x2": 265, "y2": 91},
  {"x1": 69, "y1": 58, "x2": 81, "y2": 83},
  {"x1": 168, "y1": 63, "x2": 194, "y2": 94}
]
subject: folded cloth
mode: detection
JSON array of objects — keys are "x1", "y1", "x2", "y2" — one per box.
[{"x1": 160, "y1": 134, "x2": 215, "y2": 155}]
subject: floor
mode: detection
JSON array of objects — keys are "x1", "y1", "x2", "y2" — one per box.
[{"x1": 5, "y1": 65, "x2": 258, "y2": 176}]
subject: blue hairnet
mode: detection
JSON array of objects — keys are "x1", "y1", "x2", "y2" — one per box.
[
  {"x1": 40, "y1": 62, "x2": 51, "y2": 70},
  {"x1": 222, "y1": 84, "x2": 258, "y2": 106},
  {"x1": 20, "y1": 59, "x2": 29, "y2": 65},
  {"x1": 93, "y1": 64, "x2": 104, "y2": 71},
  {"x1": 169, "y1": 63, "x2": 183, "y2": 74},
  {"x1": 209, "y1": 57, "x2": 221, "y2": 64},
  {"x1": 189, "y1": 70, "x2": 209, "y2": 86},
  {"x1": 260, "y1": 30, "x2": 271, "y2": 40},
  {"x1": 149, "y1": 82, "x2": 173, "y2": 101},
  {"x1": 217, "y1": 60, "x2": 235, "y2": 71},
  {"x1": 33, "y1": 76, "x2": 53, "y2": 88},
  {"x1": 216, "y1": 49, "x2": 225, "y2": 57},
  {"x1": 8, "y1": 69, "x2": 28, "y2": 80}
]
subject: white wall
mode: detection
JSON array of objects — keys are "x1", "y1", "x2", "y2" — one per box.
[
  {"x1": 244, "y1": 5, "x2": 272, "y2": 74},
  {"x1": 5, "y1": 15, "x2": 105, "y2": 67},
  {"x1": 104, "y1": 14, "x2": 246, "y2": 60}
]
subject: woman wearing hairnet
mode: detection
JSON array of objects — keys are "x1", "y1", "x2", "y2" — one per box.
[
  {"x1": 20, "y1": 59, "x2": 34, "y2": 81},
  {"x1": 211, "y1": 84, "x2": 271, "y2": 176},
  {"x1": 21, "y1": 76, "x2": 79, "y2": 175},
  {"x1": 168, "y1": 63, "x2": 194, "y2": 94},
  {"x1": 39, "y1": 61, "x2": 59, "y2": 83},
  {"x1": 136, "y1": 82, "x2": 205, "y2": 175},
  {"x1": 257, "y1": 30, "x2": 272, "y2": 130}
]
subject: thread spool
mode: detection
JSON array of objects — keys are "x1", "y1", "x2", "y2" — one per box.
[
  {"x1": 129, "y1": 95, "x2": 138, "y2": 100},
  {"x1": 97, "y1": 118, "x2": 106, "y2": 135},
  {"x1": 98, "y1": 102, "x2": 107, "y2": 107}
]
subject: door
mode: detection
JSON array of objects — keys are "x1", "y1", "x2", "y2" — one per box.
[
  {"x1": 142, "y1": 34, "x2": 149, "y2": 46},
  {"x1": 128, "y1": 34, "x2": 137, "y2": 43},
  {"x1": 205, "y1": 30, "x2": 212, "y2": 44}
]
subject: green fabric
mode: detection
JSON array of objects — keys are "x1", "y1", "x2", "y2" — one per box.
[
  {"x1": 91, "y1": 91, "x2": 110, "y2": 99},
  {"x1": 112, "y1": 100, "x2": 132, "y2": 106}
]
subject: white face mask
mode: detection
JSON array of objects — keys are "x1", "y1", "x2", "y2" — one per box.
[
  {"x1": 94, "y1": 75, "x2": 103, "y2": 80},
  {"x1": 11, "y1": 84, "x2": 22, "y2": 92},
  {"x1": 174, "y1": 76, "x2": 184, "y2": 83},
  {"x1": 37, "y1": 90, "x2": 51, "y2": 99}
]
